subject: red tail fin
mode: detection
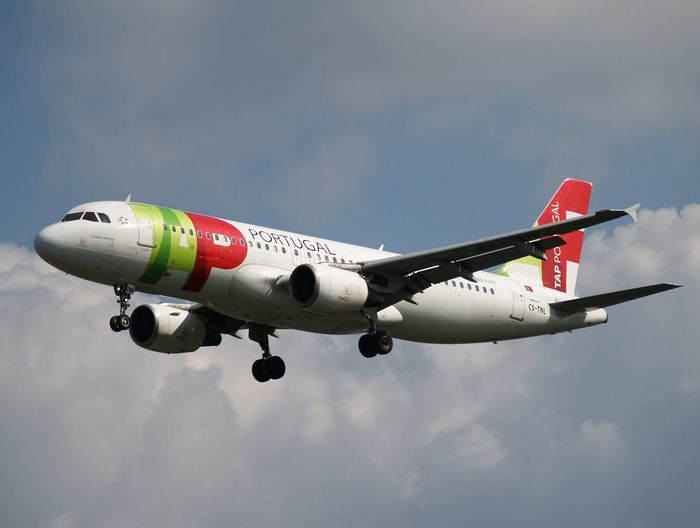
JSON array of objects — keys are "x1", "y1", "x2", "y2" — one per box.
[
  {"x1": 499, "y1": 179, "x2": 592, "y2": 295},
  {"x1": 537, "y1": 179, "x2": 592, "y2": 295}
]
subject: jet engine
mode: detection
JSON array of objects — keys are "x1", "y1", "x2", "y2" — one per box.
[
  {"x1": 289, "y1": 263, "x2": 381, "y2": 314},
  {"x1": 129, "y1": 304, "x2": 222, "y2": 353}
]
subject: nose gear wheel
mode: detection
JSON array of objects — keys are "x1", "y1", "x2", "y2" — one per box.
[{"x1": 110, "y1": 284, "x2": 135, "y2": 332}]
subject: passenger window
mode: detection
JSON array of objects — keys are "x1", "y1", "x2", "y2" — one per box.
[
  {"x1": 294, "y1": 249, "x2": 299, "y2": 256},
  {"x1": 460, "y1": 282, "x2": 464, "y2": 289},
  {"x1": 223, "y1": 236, "x2": 228, "y2": 243},
  {"x1": 83, "y1": 211, "x2": 99, "y2": 222},
  {"x1": 172, "y1": 226, "x2": 177, "y2": 232},
  {"x1": 240, "y1": 239, "x2": 246, "y2": 246},
  {"x1": 98, "y1": 213, "x2": 111, "y2": 223},
  {"x1": 467, "y1": 284, "x2": 472, "y2": 290},
  {"x1": 451, "y1": 280, "x2": 456, "y2": 287},
  {"x1": 163, "y1": 224, "x2": 168, "y2": 230},
  {"x1": 61, "y1": 212, "x2": 83, "y2": 222},
  {"x1": 274, "y1": 246, "x2": 278, "y2": 252},
  {"x1": 257, "y1": 242, "x2": 261, "y2": 249},
  {"x1": 325, "y1": 255, "x2": 329, "y2": 262},
  {"x1": 180, "y1": 227, "x2": 185, "y2": 234},
  {"x1": 189, "y1": 229, "x2": 194, "y2": 236},
  {"x1": 475, "y1": 285, "x2": 479, "y2": 292},
  {"x1": 214, "y1": 234, "x2": 219, "y2": 241},
  {"x1": 206, "y1": 232, "x2": 211, "y2": 239},
  {"x1": 231, "y1": 237, "x2": 236, "y2": 245},
  {"x1": 282, "y1": 247, "x2": 286, "y2": 254},
  {"x1": 490, "y1": 288, "x2": 495, "y2": 294},
  {"x1": 197, "y1": 230, "x2": 202, "y2": 238},
  {"x1": 341, "y1": 258, "x2": 345, "y2": 264},
  {"x1": 333, "y1": 257, "x2": 337, "y2": 263},
  {"x1": 265, "y1": 243, "x2": 269, "y2": 250},
  {"x1": 307, "y1": 252, "x2": 311, "y2": 259}
]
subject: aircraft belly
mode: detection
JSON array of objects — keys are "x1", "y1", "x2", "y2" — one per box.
[
  {"x1": 389, "y1": 281, "x2": 580, "y2": 344},
  {"x1": 390, "y1": 287, "x2": 506, "y2": 343},
  {"x1": 207, "y1": 300, "x2": 370, "y2": 335}
]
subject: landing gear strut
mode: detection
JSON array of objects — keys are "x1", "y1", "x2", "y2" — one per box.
[
  {"x1": 249, "y1": 324, "x2": 286, "y2": 383},
  {"x1": 358, "y1": 310, "x2": 393, "y2": 358},
  {"x1": 109, "y1": 284, "x2": 134, "y2": 332}
]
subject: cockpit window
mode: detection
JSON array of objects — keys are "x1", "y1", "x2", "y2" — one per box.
[
  {"x1": 83, "y1": 211, "x2": 99, "y2": 222},
  {"x1": 61, "y1": 212, "x2": 83, "y2": 222},
  {"x1": 98, "y1": 213, "x2": 111, "y2": 223}
]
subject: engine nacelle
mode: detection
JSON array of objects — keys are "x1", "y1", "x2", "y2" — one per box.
[
  {"x1": 289, "y1": 264, "x2": 377, "y2": 314},
  {"x1": 129, "y1": 304, "x2": 221, "y2": 353}
]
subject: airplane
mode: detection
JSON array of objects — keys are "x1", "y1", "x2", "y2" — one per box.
[{"x1": 34, "y1": 179, "x2": 680, "y2": 382}]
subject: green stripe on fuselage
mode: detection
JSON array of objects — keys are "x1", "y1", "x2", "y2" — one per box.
[{"x1": 134, "y1": 204, "x2": 197, "y2": 285}]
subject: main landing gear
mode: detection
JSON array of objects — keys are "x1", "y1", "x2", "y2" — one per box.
[
  {"x1": 358, "y1": 311, "x2": 393, "y2": 358},
  {"x1": 109, "y1": 284, "x2": 135, "y2": 332},
  {"x1": 249, "y1": 324, "x2": 286, "y2": 383}
]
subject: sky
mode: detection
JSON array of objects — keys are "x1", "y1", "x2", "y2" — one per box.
[{"x1": 1, "y1": 1, "x2": 699, "y2": 527}]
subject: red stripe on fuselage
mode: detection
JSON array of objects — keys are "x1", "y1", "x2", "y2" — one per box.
[{"x1": 182, "y1": 212, "x2": 248, "y2": 292}]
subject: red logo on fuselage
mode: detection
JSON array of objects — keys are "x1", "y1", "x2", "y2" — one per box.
[{"x1": 182, "y1": 212, "x2": 248, "y2": 292}]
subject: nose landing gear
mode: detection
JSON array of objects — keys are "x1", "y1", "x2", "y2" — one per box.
[{"x1": 109, "y1": 284, "x2": 135, "y2": 332}]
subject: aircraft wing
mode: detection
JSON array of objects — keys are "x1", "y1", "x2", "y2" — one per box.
[
  {"x1": 549, "y1": 283, "x2": 681, "y2": 313},
  {"x1": 360, "y1": 205, "x2": 639, "y2": 307}
]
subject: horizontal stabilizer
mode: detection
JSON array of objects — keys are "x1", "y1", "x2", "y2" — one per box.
[{"x1": 550, "y1": 283, "x2": 681, "y2": 313}]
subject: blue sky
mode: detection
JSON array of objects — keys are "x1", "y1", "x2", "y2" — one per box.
[
  {"x1": 2, "y1": 0, "x2": 698, "y2": 250},
  {"x1": 1, "y1": 2, "x2": 699, "y2": 527}
]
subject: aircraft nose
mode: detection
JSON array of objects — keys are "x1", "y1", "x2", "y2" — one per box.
[{"x1": 34, "y1": 224, "x2": 66, "y2": 264}]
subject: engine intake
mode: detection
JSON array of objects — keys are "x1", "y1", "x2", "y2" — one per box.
[
  {"x1": 289, "y1": 264, "x2": 381, "y2": 314},
  {"x1": 129, "y1": 304, "x2": 221, "y2": 353}
]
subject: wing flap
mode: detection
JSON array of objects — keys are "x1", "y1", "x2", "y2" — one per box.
[{"x1": 550, "y1": 283, "x2": 681, "y2": 313}]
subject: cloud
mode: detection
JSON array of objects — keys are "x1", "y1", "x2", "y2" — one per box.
[
  {"x1": 579, "y1": 204, "x2": 700, "y2": 290},
  {"x1": 2, "y1": 204, "x2": 699, "y2": 527},
  {"x1": 579, "y1": 420, "x2": 622, "y2": 458}
]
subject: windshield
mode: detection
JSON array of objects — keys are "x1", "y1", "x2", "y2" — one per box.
[
  {"x1": 60, "y1": 211, "x2": 112, "y2": 223},
  {"x1": 61, "y1": 212, "x2": 83, "y2": 222}
]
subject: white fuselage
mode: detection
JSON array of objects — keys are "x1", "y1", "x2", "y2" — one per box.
[{"x1": 34, "y1": 200, "x2": 608, "y2": 344}]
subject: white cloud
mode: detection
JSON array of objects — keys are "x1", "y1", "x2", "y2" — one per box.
[
  {"x1": 579, "y1": 204, "x2": 700, "y2": 292},
  {"x1": 451, "y1": 424, "x2": 508, "y2": 469},
  {"x1": 579, "y1": 420, "x2": 623, "y2": 458},
  {"x1": 2, "y1": 218, "x2": 700, "y2": 522}
]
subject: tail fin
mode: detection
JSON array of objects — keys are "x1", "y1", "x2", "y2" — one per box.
[{"x1": 498, "y1": 179, "x2": 592, "y2": 296}]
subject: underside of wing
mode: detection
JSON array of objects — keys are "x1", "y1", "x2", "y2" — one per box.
[
  {"x1": 168, "y1": 302, "x2": 249, "y2": 337},
  {"x1": 549, "y1": 283, "x2": 681, "y2": 313}
]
